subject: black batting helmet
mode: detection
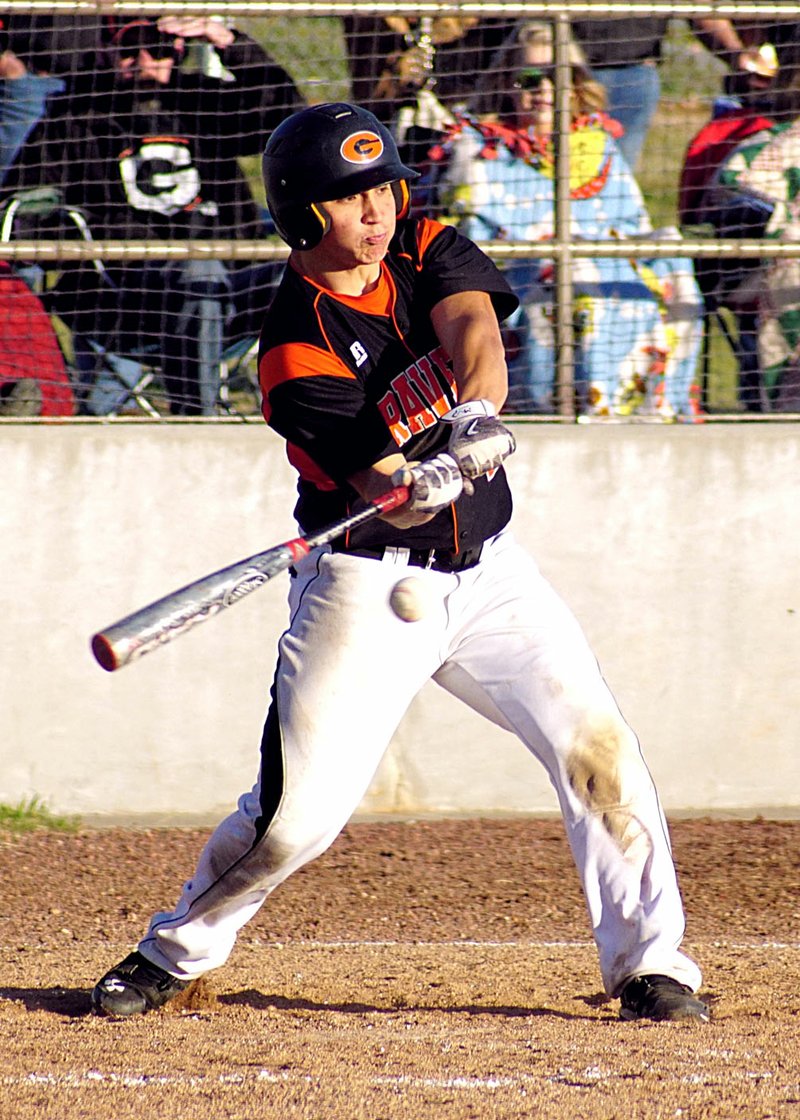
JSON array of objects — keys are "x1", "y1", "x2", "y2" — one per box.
[{"x1": 262, "y1": 102, "x2": 420, "y2": 250}]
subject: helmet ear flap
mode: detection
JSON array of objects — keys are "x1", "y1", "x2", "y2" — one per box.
[
  {"x1": 306, "y1": 203, "x2": 331, "y2": 248},
  {"x1": 392, "y1": 179, "x2": 411, "y2": 219},
  {"x1": 271, "y1": 202, "x2": 330, "y2": 250}
]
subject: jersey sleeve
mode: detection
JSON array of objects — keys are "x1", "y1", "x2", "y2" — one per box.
[
  {"x1": 412, "y1": 218, "x2": 520, "y2": 322},
  {"x1": 260, "y1": 335, "x2": 397, "y2": 486}
]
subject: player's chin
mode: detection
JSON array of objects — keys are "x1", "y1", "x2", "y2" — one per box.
[{"x1": 359, "y1": 236, "x2": 390, "y2": 260}]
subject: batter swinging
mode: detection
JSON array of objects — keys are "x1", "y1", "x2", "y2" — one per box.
[{"x1": 92, "y1": 103, "x2": 709, "y2": 1024}]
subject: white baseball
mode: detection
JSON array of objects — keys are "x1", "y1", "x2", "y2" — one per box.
[{"x1": 389, "y1": 576, "x2": 428, "y2": 623}]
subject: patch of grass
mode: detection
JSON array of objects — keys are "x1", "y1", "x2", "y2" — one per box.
[
  {"x1": 701, "y1": 306, "x2": 743, "y2": 412},
  {"x1": 660, "y1": 18, "x2": 728, "y2": 104},
  {"x1": 635, "y1": 22, "x2": 742, "y2": 408},
  {"x1": 637, "y1": 18, "x2": 729, "y2": 229},
  {"x1": 236, "y1": 16, "x2": 350, "y2": 103},
  {"x1": 638, "y1": 104, "x2": 708, "y2": 230},
  {"x1": 0, "y1": 797, "x2": 80, "y2": 834}
]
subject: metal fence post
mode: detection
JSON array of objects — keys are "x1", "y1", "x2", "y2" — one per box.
[{"x1": 553, "y1": 13, "x2": 575, "y2": 419}]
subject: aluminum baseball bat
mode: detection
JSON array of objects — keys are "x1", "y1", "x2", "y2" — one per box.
[{"x1": 91, "y1": 484, "x2": 410, "y2": 673}]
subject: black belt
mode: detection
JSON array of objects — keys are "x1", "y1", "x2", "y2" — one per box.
[{"x1": 332, "y1": 542, "x2": 483, "y2": 573}]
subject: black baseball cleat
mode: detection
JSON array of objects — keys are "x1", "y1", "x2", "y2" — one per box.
[
  {"x1": 619, "y1": 974, "x2": 710, "y2": 1023},
  {"x1": 91, "y1": 950, "x2": 190, "y2": 1018}
]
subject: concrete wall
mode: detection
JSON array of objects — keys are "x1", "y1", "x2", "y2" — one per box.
[{"x1": 2, "y1": 420, "x2": 798, "y2": 824}]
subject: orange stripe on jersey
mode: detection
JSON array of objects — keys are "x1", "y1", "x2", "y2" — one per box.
[
  {"x1": 415, "y1": 218, "x2": 447, "y2": 266},
  {"x1": 334, "y1": 269, "x2": 393, "y2": 316},
  {"x1": 298, "y1": 265, "x2": 393, "y2": 317},
  {"x1": 259, "y1": 341, "x2": 356, "y2": 398},
  {"x1": 448, "y1": 507, "x2": 460, "y2": 552}
]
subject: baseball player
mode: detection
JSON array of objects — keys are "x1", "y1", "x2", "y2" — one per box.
[{"x1": 92, "y1": 103, "x2": 709, "y2": 1024}]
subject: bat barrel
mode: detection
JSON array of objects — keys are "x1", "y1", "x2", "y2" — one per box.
[
  {"x1": 90, "y1": 542, "x2": 302, "y2": 672},
  {"x1": 90, "y1": 484, "x2": 410, "y2": 673}
]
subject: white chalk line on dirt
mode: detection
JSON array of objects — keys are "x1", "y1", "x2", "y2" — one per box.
[
  {"x1": 6, "y1": 1065, "x2": 790, "y2": 1095},
  {"x1": 5, "y1": 938, "x2": 797, "y2": 954},
  {"x1": 0, "y1": 1068, "x2": 631, "y2": 1093},
  {"x1": 6, "y1": 1069, "x2": 539, "y2": 1093},
  {"x1": 269, "y1": 939, "x2": 800, "y2": 951}
]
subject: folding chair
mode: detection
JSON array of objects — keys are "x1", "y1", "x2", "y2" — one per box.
[
  {"x1": 2, "y1": 188, "x2": 273, "y2": 418},
  {"x1": 0, "y1": 188, "x2": 167, "y2": 417},
  {"x1": 79, "y1": 339, "x2": 162, "y2": 418}
]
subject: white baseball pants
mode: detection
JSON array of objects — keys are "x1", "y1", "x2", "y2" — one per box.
[{"x1": 140, "y1": 529, "x2": 702, "y2": 997}]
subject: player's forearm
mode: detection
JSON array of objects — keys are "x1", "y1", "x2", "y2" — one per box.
[
  {"x1": 692, "y1": 18, "x2": 747, "y2": 67},
  {"x1": 452, "y1": 338, "x2": 508, "y2": 412},
  {"x1": 431, "y1": 291, "x2": 508, "y2": 412}
]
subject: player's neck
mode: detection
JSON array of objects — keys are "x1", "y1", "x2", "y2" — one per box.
[{"x1": 291, "y1": 253, "x2": 382, "y2": 297}]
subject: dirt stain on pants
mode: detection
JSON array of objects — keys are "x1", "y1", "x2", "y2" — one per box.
[{"x1": 565, "y1": 719, "x2": 654, "y2": 859}]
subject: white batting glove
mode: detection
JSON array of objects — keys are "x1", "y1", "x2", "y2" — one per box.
[
  {"x1": 441, "y1": 399, "x2": 516, "y2": 480},
  {"x1": 391, "y1": 453, "x2": 464, "y2": 514}
]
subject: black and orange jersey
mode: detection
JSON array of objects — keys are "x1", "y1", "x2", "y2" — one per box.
[{"x1": 258, "y1": 216, "x2": 519, "y2": 551}]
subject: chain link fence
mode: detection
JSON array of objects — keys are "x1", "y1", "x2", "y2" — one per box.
[{"x1": 1, "y1": 2, "x2": 799, "y2": 419}]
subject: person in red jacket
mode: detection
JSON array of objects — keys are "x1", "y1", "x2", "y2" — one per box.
[{"x1": 0, "y1": 262, "x2": 74, "y2": 416}]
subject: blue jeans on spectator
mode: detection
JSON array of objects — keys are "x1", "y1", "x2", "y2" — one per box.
[
  {"x1": 589, "y1": 62, "x2": 661, "y2": 170},
  {"x1": 0, "y1": 75, "x2": 64, "y2": 186}
]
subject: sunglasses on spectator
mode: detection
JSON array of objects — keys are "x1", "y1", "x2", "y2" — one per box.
[{"x1": 513, "y1": 67, "x2": 553, "y2": 91}]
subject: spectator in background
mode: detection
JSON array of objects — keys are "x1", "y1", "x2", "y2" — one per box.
[
  {"x1": 678, "y1": 40, "x2": 779, "y2": 413},
  {"x1": 430, "y1": 22, "x2": 704, "y2": 421},
  {"x1": 7, "y1": 12, "x2": 122, "y2": 78},
  {"x1": 3, "y1": 17, "x2": 302, "y2": 415},
  {"x1": 727, "y1": 114, "x2": 800, "y2": 411},
  {"x1": 571, "y1": 16, "x2": 768, "y2": 170},
  {"x1": 1, "y1": 14, "x2": 141, "y2": 187},
  {"x1": 686, "y1": 101, "x2": 800, "y2": 413},
  {"x1": 344, "y1": 15, "x2": 517, "y2": 121},
  {"x1": 706, "y1": 17, "x2": 800, "y2": 119},
  {"x1": 0, "y1": 18, "x2": 64, "y2": 187},
  {"x1": 0, "y1": 259, "x2": 75, "y2": 417},
  {"x1": 342, "y1": 16, "x2": 516, "y2": 165},
  {"x1": 0, "y1": 15, "x2": 73, "y2": 418},
  {"x1": 753, "y1": 20, "x2": 800, "y2": 122}
]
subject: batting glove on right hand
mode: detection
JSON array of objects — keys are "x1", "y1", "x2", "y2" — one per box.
[
  {"x1": 442, "y1": 399, "x2": 516, "y2": 480},
  {"x1": 392, "y1": 453, "x2": 464, "y2": 515}
]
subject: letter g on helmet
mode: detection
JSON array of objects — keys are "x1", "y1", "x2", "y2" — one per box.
[
  {"x1": 340, "y1": 130, "x2": 384, "y2": 164},
  {"x1": 262, "y1": 102, "x2": 419, "y2": 250}
]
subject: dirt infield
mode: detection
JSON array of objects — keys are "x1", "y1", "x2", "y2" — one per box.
[{"x1": 1, "y1": 817, "x2": 798, "y2": 1120}]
